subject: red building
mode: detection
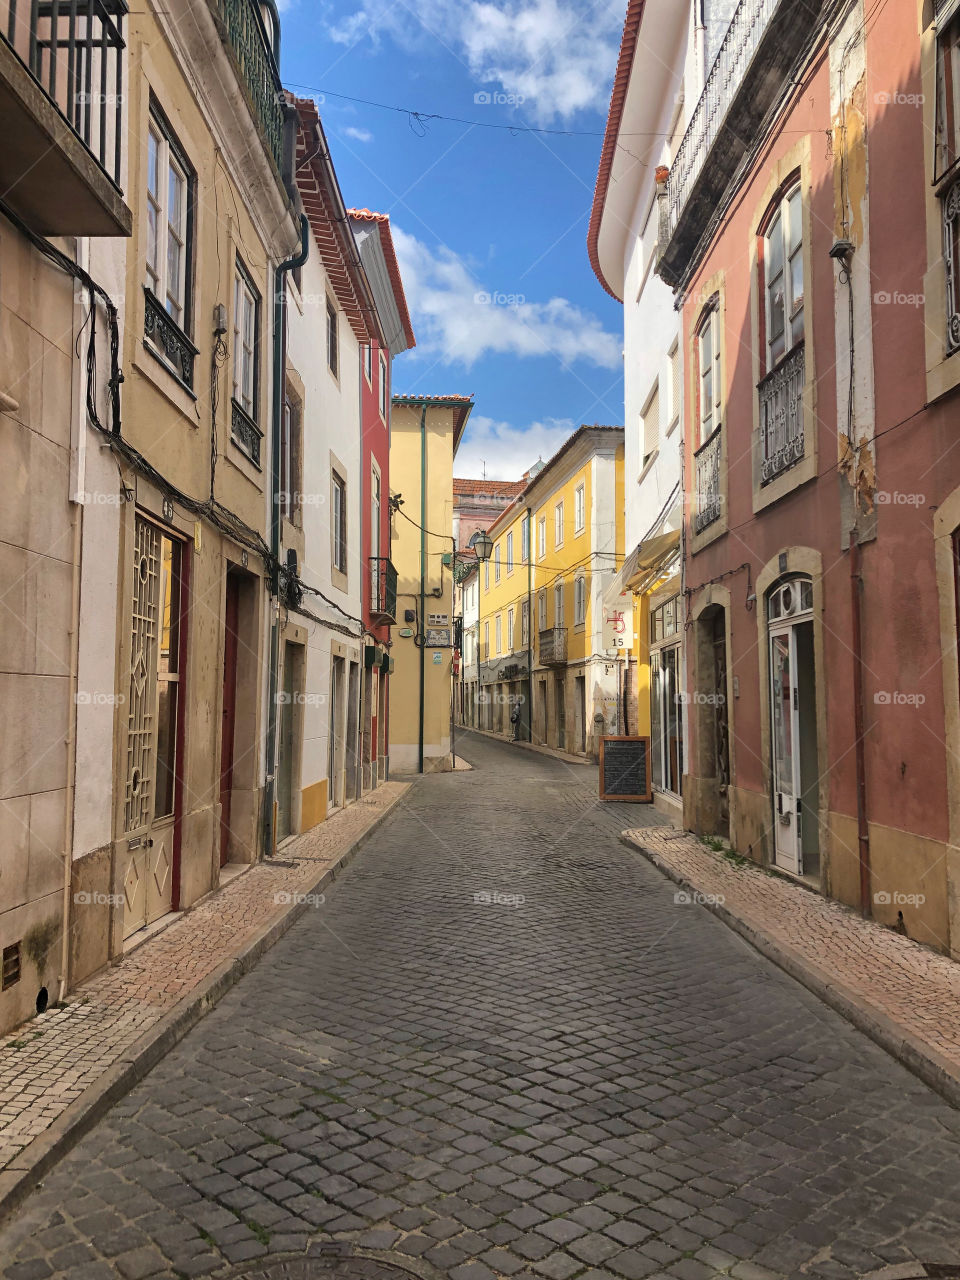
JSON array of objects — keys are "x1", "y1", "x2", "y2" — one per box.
[
  {"x1": 598, "y1": 0, "x2": 960, "y2": 959},
  {"x1": 349, "y1": 210, "x2": 415, "y2": 788}
]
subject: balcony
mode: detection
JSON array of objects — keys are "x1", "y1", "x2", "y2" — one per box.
[
  {"x1": 210, "y1": 0, "x2": 285, "y2": 176},
  {"x1": 0, "y1": 0, "x2": 131, "y2": 235},
  {"x1": 144, "y1": 288, "x2": 197, "y2": 392},
  {"x1": 694, "y1": 428, "x2": 723, "y2": 533},
  {"x1": 231, "y1": 400, "x2": 263, "y2": 468},
  {"x1": 758, "y1": 343, "x2": 805, "y2": 485},
  {"x1": 369, "y1": 557, "x2": 398, "y2": 625},
  {"x1": 538, "y1": 626, "x2": 567, "y2": 667},
  {"x1": 658, "y1": 0, "x2": 825, "y2": 288}
]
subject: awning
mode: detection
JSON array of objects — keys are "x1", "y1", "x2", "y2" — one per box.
[{"x1": 603, "y1": 529, "x2": 681, "y2": 605}]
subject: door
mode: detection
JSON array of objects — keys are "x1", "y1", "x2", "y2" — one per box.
[
  {"x1": 555, "y1": 676, "x2": 565, "y2": 750},
  {"x1": 711, "y1": 611, "x2": 730, "y2": 836},
  {"x1": 329, "y1": 656, "x2": 345, "y2": 809},
  {"x1": 575, "y1": 676, "x2": 586, "y2": 753},
  {"x1": 770, "y1": 625, "x2": 802, "y2": 873},
  {"x1": 220, "y1": 575, "x2": 240, "y2": 867},
  {"x1": 276, "y1": 642, "x2": 298, "y2": 843},
  {"x1": 122, "y1": 520, "x2": 182, "y2": 940}
]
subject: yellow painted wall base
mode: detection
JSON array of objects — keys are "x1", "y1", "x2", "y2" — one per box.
[{"x1": 301, "y1": 779, "x2": 328, "y2": 831}]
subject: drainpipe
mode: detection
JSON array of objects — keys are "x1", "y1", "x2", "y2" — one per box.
[
  {"x1": 262, "y1": 214, "x2": 310, "y2": 859},
  {"x1": 526, "y1": 504, "x2": 533, "y2": 742},
  {"x1": 850, "y1": 531, "x2": 872, "y2": 915},
  {"x1": 58, "y1": 499, "x2": 82, "y2": 1004},
  {"x1": 418, "y1": 403, "x2": 427, "y2": 772}
]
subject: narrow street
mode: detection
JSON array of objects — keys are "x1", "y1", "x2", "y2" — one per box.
[{"x1": 3, "y1": 735, "x2": 960, "y2": 1280}]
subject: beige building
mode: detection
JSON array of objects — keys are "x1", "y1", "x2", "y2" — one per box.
[
  {"x1": 0, "y1": 0, "x2": 131, "y2": 1031},
  {"x1": 389, "y1": 396, "x2": 473, "y2": 772}
]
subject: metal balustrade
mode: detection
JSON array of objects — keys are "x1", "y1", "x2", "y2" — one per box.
[
  {"x1": 211, "y1": 0, "x2": 284, "y2": 174},
  {"x1": 694, "y1": 428, "x2": 723, "y2": 533},
  {"x1": 369, "y1": 557, "x2": 398, "y2": 624},
  {"x1": 758, "y1": 344, "x2": 805, "y2": 484}
]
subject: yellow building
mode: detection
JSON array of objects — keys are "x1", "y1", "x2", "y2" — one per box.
[
  {"x1": 389, "y1": 396, "x2": 474, "y2": 772},
  {"x1": 477, "y1": 426, "x2": 626, "y2": 758}
]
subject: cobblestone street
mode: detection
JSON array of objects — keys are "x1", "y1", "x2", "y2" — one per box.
[{"x1": 3, "y1": 733, "x2": 960, "y2": 1280}]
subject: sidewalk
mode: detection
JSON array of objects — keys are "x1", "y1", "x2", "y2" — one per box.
[
  {"x1": 0, "y1": 781, "x2": 410, "y2": 1219},
  {"x1": 458, "y1": 723, "x2": 595, "y2": 766},
  {"x1": 623, "y1": 825, "x2": 960, "y2": 1109}
]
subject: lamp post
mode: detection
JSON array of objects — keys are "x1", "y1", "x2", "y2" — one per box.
[{"x1": 472, "y1": 530, "x2": 494, "y2": 730}]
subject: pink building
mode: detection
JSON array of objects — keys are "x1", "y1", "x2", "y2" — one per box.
[{"x1": 596, "y1": 0, "x2": 960, "y2": 959}]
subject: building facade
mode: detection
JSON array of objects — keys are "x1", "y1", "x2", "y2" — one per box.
[
  {"x1": 477, "y1": 426, "x2": 626, "y2": 759},
  {"x1": 389, "y1": 396, "x2": 473, "y2": 773},
  {"x1": 607, "y1": 0, "x2": 960, "y2": 957}
]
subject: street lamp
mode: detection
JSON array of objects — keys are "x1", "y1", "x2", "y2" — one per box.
[{"x1": 473, "y1": 529, "x2": 493, "y2": 563}]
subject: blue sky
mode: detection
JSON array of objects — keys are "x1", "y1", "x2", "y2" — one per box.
[{"x1": 277, "y1": 0, "x2": 627, "y2": 479}]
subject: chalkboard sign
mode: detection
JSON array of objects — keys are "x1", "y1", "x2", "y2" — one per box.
[{"x1": 599, "y1": 736, "x2": 652, "y2": 802}]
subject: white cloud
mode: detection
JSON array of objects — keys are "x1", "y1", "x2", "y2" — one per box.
[
  {"x1": 328, "y1": 0, "x2": 623, "y2": 122},
  {"x1": 392, "y1": 227, "x2": 621, "y2": 370},
  {"x1": 455, "y1": 415, "x2": 576, "y2": 480},
  {"x1": 343, "y1": 126, "x2": 374, "y2": 143}
]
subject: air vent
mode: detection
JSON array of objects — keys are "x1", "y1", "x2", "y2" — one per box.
[{"x1": 2, "y1": 943, "x2": 21, "y2": 990}]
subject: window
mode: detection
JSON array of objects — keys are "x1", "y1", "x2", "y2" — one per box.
[
  {"x1": 574, "y1": 483, "x2": 585, "y2": 534},
  {"x1": 642, "y1": 385, "x2": 660, "y2": 468},
  {"x1": 233, "y1": 260, "x2": 260, "y2": 421},
  {"x1": 484, "y1": 561, "x2": 489, "y2": 590},
  {"x1": 327, "y1": 299, "x2": 339, "y2": 376},
  {"x1": 937, "y1": 8, "x2": 960, "y2": 181},
  {"x1": 144, "y1": 105, "x2": 195, "y2": 386},
  {"x1": 521, "y1": 599, "x2": 530, "y2": 646},
  {"x1": 507, "y1": 608, "x2": 514, "y2": 653},
  {"x1": 668, "y1": 342, "x2": 681, "y2": 430},
  {"x1": 371, "y1": 462, "x2": 382, "y2": 563},
  {"x1": 483, "y1": 620, "x2": 489, "y2": 659},
  {"x1": 494, "y1": 543, "x2": 501, "y2": 582},
  {"x1": 495, "y1": 614, "x2": 502, "y2": 655},
  {"x1": 538, "y1": 589, "x2": 547, "y2": 630},
  {"x1": 762, "y1": 184, "x2": 804, "y2": 371},
  {"x1": 696, "y1": 301, "x2": 722, "y2": 447},
  {"x1": 506, "y1": 532, "x2": 514, "y2": 574},
  {"x1": 332, "y1": 471, "x2": 347, "y2": 575},
  {"x1": 379, "y1": 354, "x2": 388, "y2": 418},
  {"x1": 146, "y1": 109, "x2": 191, "y2": 329},
  {"x1": 554, "y1": 580, "x2": 564, "y2": 627},
  {"x1": 538, "y1": 517, "x2": 546, "y2": 560},
  {"x1": 521, "y1": 516, "x2": 530, "y2": 563},
  {"x1": 574, "y1": 575, "x2": 587, "y2": 626},
  {"x1": 280, "y1": 381, "x2": 302, "y2": 523},
  {"x1": 555, "y1": 501, "x2": 564, "y2": 548},
  {"x1": 363, "y1": 344, "x2": 372, "y2": 383}
]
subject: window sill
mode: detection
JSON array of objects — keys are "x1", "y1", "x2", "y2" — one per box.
[
  {"x1": 132, "y1": 342, "x2": 200, "y2": 422},
  {"x1": 638, "y1": 448, "x2": 660, "y2": 486}
]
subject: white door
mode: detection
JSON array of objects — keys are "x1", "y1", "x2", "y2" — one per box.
[{"x1": 770, "y1": 624, "x2": 802, "y2": 874}]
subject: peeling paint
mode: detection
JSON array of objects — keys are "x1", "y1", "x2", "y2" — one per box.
[{"x1": 832, "y1": 74, "x2": 868, "y2": 246}]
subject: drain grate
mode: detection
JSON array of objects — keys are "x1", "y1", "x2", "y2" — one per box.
[{"x1": 228, "y1": 1257, "x2": 424, "y2": 1280}]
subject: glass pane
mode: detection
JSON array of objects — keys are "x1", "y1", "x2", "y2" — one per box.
[
  {"x1": 664, "y1": 646, "x2": 681, "y2": 795},
  {"x1": 154, "y1": 680, "x2": 178, "y2": 819},
  {"x1": 148, "y1": 129, "x2": 159, "y2": 195},
  {"x1": 771, "y1": 633, "x2": 794, "y2": 798},
  {"x1": 767, "y1": 211, "x2": 784, "y2": 279},
  {"x1": 168, "y1": 165, "x2": 184, "y2": 233},
  {"x1": 651, "y1": 651, "x2": 664, "y2": 790},
  {"x1": 790, "y1": 249, "x2": 803, "y2": 312},
  {"x1": 146, "y1": 200, "x2": 159, "y2": 281},
  {"x1": 159, "y1": 538, "x2": 180, "y2": 674},
  {"x1": 788, "y1": 188, "x2": 802, "y2": 252},
  {"x1": 166, "y1": 239, "x2": 182, "y2": 314}
]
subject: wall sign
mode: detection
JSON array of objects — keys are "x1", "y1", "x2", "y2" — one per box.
[
  {"x1": 426, "y1": 628, "x2": 450, "y2": 647},
  {"x1": 599, "y1": 736, "x2": 652, "y2": 803}
]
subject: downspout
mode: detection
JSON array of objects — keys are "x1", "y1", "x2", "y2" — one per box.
[
  {"x1": 850, "y1": 532, "x2": 872, "y2": 916},
  {"x1": 418, "y1": 403, "x2": 427, "y2": 773},
  {"x1": 58, "y1": 499, "x2": 82, "y2": 1003},
  {"x1": 526, "y1": 505, "x2": 533, "y2": 742},
  {"x1": 262, "y1": 213, "x2": 310, "y2": 859}
]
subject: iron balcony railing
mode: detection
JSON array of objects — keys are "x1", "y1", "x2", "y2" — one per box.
[
  {"x1": 758, "y1": 343, "x2": 805, "y2": 484},
  {"x1": 231, "y1": 399, "x2": 263, "y2": 468},
  {"x1": 666, "y1": 0, "x2": 776, "y2": 237},
  {"x1": 943, "y1": 171, "x2": 960, "y2": 354},
  {"x1": 369, "y1": 557, "x2": 398, "y2": 624},
  {"x1": 694, "y1": 428, "x2": 723, "y2": 533},
  {"x1": 211, "y1": 0, "x2": 284, "y2": 174},
  {"x1": 144, "y1": 287, "x2": 198, "y2": 391},
  {"x1": 538, "y1": 626, "x2": 567, "y2": 666},
  {"x1": 2, "y1": 0, "x2": 127, "y2": 186}
]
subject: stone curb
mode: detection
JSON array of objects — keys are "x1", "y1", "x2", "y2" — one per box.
[
  {"x1": 460, "y1": 725, "x2": 594, "y2": 767},
  {"x1": 0, "y1": 783, "x2": 415, "y2": 1229},
  {"x1": 620, "y1": 833, "x2": 960, "y2": 1113}
]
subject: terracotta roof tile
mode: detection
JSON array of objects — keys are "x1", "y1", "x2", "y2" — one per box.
[{"x1": 347, "y1": 208, "x2": 416, "y2": 350}]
